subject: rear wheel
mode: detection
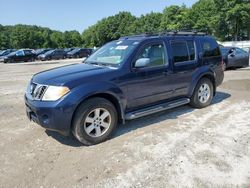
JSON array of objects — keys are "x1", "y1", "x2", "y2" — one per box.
[
  {"x1": 190, "y1": 78, "x2": 214, "y2": 108},
  {"x1": 72, "y1": 97, "x2": 118, "y2": 145}
]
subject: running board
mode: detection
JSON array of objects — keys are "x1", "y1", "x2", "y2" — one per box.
[{"x1": 125, "y1": 98, "x2": 190, "y2": 120}]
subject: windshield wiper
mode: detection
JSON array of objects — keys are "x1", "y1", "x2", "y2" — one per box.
[{"x1": 87, "y1": 61, "x2": 118, "y2": 68}]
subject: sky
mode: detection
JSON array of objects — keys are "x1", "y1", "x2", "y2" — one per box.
[{"x1": 0, "y1": 0, "x2": 197, "y2": 33}]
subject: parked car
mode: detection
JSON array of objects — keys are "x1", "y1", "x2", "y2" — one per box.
[
  {"x1": 37, "y1": 49, "x2": 66, "y2": 61},
  {"x1": 3, "y1": 49, "x2": 36, "y2": 63},
  {"x1": 25, "y1": 31, "x2": 224, "y2": 145},
  {"x1": 64, "y1": 48, "x2": 75, "y2": 53},
  {"x1": 34, "y1": 48, "x2": 52, "y2": 57},
  {"x1": 0, "y1": 49, "x2": 16, "y2": 62},
  {"x1": 66, "y1": 48, "x2": 93, "y2": 58},
  {"x1": 220, "y1": 47, "x2": 249, "y2": 70},
  {"x1": 0, "y1": 49, "x2": 16, "y2": 57}
]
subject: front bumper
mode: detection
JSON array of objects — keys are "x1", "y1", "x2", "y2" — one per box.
[{"x1": 25, "y1": 94, "x2": 74, "y2": 136}]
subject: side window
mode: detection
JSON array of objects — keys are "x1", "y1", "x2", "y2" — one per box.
[
  {"x1": 201, "y1": 39, "x2": 220, "y2": 58},
  {"x1": 187, "y1": 41, "x2": 195, "y2": 60},
  {"x1": 171, "y1": 41, "x2": 189, "y2": 63},
  {"x1": 24, "y1": 50, "x2": 32, "y2": 55},
  {"x1": 16, "y1": 50, "x2": 24, "y2": 56},
  {"x1": 136, "y1": 43, "x2": 167, "y2": 67}
]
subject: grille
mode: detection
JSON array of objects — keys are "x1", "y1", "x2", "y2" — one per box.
[{"x1": 30, "y1": 82, "x2": 47, "y2": 100}]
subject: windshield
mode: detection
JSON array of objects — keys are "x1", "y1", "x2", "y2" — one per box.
[
  {"x1": 70, "y1": 48, "x2": 80, "y2": 53},
  {"x1": 44, "y1": 50, "x2": 54, "y2": 55},
  {"x1": 7, "y1": 51, "x2": 16, "y2": 56},
  {"x1": 86, "y1": 40, "x2": 139, "y2": 66},
  {"x1": 0, "y1": 50, "x2": 6, "y2": 55}
]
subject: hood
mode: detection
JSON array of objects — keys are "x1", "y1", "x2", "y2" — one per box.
[{"x1": 32, "y1": 63, "x2": 117, "y2": 87}]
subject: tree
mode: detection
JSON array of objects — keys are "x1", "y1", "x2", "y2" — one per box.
[
  {"x1": 131, "y1": 12, "x2": 162, "y2": 33},
  {"x1": 160, "y1": 5, "x2": 191, "y2": 30}
]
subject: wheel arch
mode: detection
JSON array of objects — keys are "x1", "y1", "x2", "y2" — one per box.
[
  {"x1": 70, "y1": 92, "x2": 125, "y2": 131},
  {"x1": 190, "y1": 72, "x2": 216, "y2": 98}
]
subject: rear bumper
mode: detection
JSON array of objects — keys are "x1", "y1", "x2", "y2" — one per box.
[{"x1": 25, "y1": 94, "x2": 74, "y2": 136}]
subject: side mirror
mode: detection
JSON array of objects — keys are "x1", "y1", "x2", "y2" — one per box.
[
  {"x1": 229, "y1": 53, "x2": 235, "y2": 57},
  {"x1": 134, "y1": 58, "x2": 150, "y2": 68}
]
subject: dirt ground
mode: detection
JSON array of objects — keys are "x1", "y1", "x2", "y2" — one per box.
[{"x1": 0, "y1": 61, "x2": 249, "y2": 188}]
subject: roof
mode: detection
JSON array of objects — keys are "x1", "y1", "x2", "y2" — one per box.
[{"x1": 119, "y1": 31, "x2": 209, "y2": 40}]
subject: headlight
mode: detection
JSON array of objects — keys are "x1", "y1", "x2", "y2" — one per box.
[{"x1": 42, "y1": 86, "x2": 70, "y2": 101}]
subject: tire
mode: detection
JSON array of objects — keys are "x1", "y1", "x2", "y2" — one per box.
[
  {"x1": 190, "y1": 78, "x2": 214, "y2": 108},
  {"x1": 72, "y1": 97, "x2": 118, "y2": 145}
]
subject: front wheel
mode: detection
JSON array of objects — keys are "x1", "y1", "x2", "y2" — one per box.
[
  {"x1": 190, "y1": 78, "x2": 214, "y2": 108},
  {"x1": 72, "y1": 97, "x2": 118, "y2": 145}
]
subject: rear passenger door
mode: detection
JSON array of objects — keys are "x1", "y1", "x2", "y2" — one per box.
[{"x1": 168, "y1": 39, "x2": 198, "y2": 97}]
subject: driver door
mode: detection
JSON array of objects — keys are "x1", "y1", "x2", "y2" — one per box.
[{"x1": 126, "y1": 41, "x2": 172, "y2": 110}]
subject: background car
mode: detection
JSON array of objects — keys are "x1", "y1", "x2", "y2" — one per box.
[
  {"x1": 0, "y1": 49, "x2": 16, "y2": 62},
  {"x1": 37, "y1": 49, "x2": 66, "y2": 61},
  {"x1": 66, "y1": 48, "x2": 93, "y2": 58},
  {"x1": 64, "y1": 48, "x2": 75, "y2": 54},
  {"x1": 3, "y1": 49, "x2": 36, "y2": 63},
  {"x1": 0, "y1": 49, "x2": 16, "y2": 57},
  {"x1": 34, "y1": 48, "x2": 52, "y2": 57},
  {"x1": 220, "y1": 47, "x2": 249, "y2": 70}
]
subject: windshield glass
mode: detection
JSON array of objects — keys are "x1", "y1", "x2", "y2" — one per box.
[
  {"x1": 44, "y1": 50, "x2": 54, "y2": 55},
  {"x1": 0, "y1": 50, "x2": 6, "y2": 55},
  {"x1": 70, "y1": 48, "x2": 80, "y2": 53},
  {"x1": 86, "y1": 40, "x2": 139, "y2": 66},
  {"x1": 7, "y1": 51, "x2": 16, "y2": 56}
]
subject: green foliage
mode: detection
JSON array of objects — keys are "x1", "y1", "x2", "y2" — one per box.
[
  {"x1": 0, "y1": 24, "x2": 82, "y2": 49},
  {"x1": 160, "y1": 5, "x2": 190, "y2": 30},
  {"x1": 0, "y1": 0, "x2": 249, "y2": 49}
]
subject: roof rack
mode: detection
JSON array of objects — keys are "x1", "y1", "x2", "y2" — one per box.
[
  {"x1": 119, "y1": 32, "x2": 157, "y2": 39},
  {"x1": 119, "y1": 30, "x2": 208, "y2": 39},
  {"x1": 160, "y1": 30, "x2": 208, "y2": 36}
]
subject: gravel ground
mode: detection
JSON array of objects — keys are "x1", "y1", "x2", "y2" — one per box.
[{"x1": 0, "y1": 61, "x2": 249, "y2": 188}]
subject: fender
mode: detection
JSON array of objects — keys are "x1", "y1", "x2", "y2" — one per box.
[
  {"x1": 188, "y1": 66, "x2": 216, "y2": 98},
  {"x1": 70, "y1": 81, "x2": 126, "y2": 124}
]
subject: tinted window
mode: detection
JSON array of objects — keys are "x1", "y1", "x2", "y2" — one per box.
[
  {"x1": 137, "y1": 43, "x2": 167, "y2": 67},
  {"x1": 16, "y1": 50, "x2": 24, "y2": 56},
  {"x1": 187, "y1": 41, "x2": 195, "y2": 60},
  {"x1": 171, "y1": 42, "x2": 189, "y2": 63},
  {"x1": 201, "y1": 39, "x2": 220, "y2": 58},
  {"x1": 24, "y1": 50, "x2": 33, "y2": 55}
]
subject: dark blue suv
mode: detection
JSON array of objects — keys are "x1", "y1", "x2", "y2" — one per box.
[{"x1": 25, "y1": 32, "x2": 224, "y2": 145}]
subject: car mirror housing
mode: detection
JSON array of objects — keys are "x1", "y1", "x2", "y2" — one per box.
[{"x1": 134, "y1": 58, "x2": 150, "y2": 68}]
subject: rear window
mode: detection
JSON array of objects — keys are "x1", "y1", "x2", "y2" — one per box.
[
  {"x1": 171, "y1": 41, "x2": 196, "y2": 63},
  {"x1": 201, "y1": 38, "x2": 220, "y2": 58}
]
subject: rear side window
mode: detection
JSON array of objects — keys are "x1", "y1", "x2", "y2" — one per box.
[
  {"x1": 171, "y1": 41, "x2": 195, "y2": 63},
  {"x1": 201, "y1": 39, "x2": 220, "y2": 58}
]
